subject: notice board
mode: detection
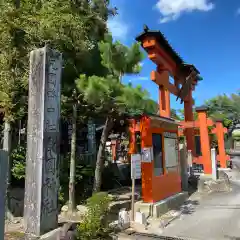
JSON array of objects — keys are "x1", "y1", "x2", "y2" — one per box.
[{"x1": 164, "y1": 132, "x2": 178, "y2": 169}]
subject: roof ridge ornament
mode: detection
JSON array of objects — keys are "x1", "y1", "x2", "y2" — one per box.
[{"x1": 143, "y1": 25, "x2": 149, "y2": 33}]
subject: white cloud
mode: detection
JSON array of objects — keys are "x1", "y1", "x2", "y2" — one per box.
[
  {"x1": 107, "y1": 17, "x2": 128, "y2": 40},
  {"x1": 155, "y1": 0, "x2": 215, "y2": 23}
]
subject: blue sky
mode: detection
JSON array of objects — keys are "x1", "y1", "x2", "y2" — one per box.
[{"x1": 107, "y1": 0, "x2": 240, "y2": 110}]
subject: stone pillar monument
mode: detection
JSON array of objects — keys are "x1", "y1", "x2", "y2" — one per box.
[
  {"x1": 0, "y1": 150, "x2": 8, "y2": 239},
  {"x1": 24, "y1": 46, "x2": 62, "y2": 237}
]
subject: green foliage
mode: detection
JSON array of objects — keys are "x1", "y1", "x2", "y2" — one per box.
[
  {"x1": 208, "y1": 125, "x2": 215, "y2": 133},
  {"x1": 145, "y1": 99, "x2": 158, "y2": 114},
  {"x1": 171, "y1": 109, "x2": 182, "y2": 120},
  {"x1": 80, "y1": 33, "x2": 149, "y2": 192},
  {"x1": 77, "y1": 192, "x2": 112, "y2": 239},
  {"x1": 0, "y1": 0, "x2": 115, "y2": 122},
  {"x1": 11, "y1": 145, "x2": 26, "y2": 180},
  {"x1": 60, "y1": 153, "x2": 96, "y2": 203},
  {"x1": 98, "y1": 34, "x2": 144, "y2": 79},
  {"x1": 177, "y1": 109, "x2": 198, "y2": 121},
  {"x1": 179, "y1": 135, "x2": 185, "y2": 143},
  {"x1": 205, "y1": 92, "x2": 240, "y2": 127},
  {"x1": 223, "y1": 118, "x2": 232, "y2": 128},
  {"x1": 60, "y1": 153, "x2": 95, "y2": 185},
  {"x1": 58, "y1": 185, "x2": 65, "y2": 206},
  {"x1": 76, "y1": 75, "x2": 153, "y2": 118},
  {"x1": 0, "y1": 0, "x2": 29, "y2": 121}
]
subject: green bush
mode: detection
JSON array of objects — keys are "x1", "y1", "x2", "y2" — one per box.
[
  {"x1": 11, "y1": 145, "x2": 26, "y2": 180},
  {"x1": 77, "y1": 192, "x2": 112, "y2": 240}
]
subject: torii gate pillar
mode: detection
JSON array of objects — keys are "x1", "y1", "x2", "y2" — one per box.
[
  {"x1": 215, "y1": 120, "x2": 228, "y2": 168},
  {"x1": 196, "y1": 106, "x2": 211, "y2": 174},
  {"x1": 157, "y1": 69, "x2": 171, "y2": 118},
  {"x1": 184, "y1": 91, "x2": 196, "y2": 155}
]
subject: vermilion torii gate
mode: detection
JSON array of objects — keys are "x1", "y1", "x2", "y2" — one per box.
[
  {"x1": 178, "y1": 108, "x2": 230, "y2": 173},
  {"x1": 136, "y1": 26, "x2": 199, "y2": 155},
  {"x1": 135, "y1": 26, "x2": 229, "y2": 174}
]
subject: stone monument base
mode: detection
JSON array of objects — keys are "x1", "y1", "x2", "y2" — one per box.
[{"x1": 134, "y1": 192, "x2": 188, "y2": 218}]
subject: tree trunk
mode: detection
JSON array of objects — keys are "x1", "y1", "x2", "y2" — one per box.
[
  {"x1": 3, "y1": 121, "x2": 14, "y2": 220},
  {"x1": 15, "y1": 0, "x2": 20, "y2": 8},
  {"x1": 93, "y1": 117, "x2": 113, "y2": 192},
  {"x1": 18, "y1": 120, "x2": 21, "y2": 145},
  {"x1": 68, "y1": 103, "x2": 77, "y2": 212}
]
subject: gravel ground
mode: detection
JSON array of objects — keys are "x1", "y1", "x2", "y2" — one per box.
[{"x1": 4, "y1": 232, "x2": 25, "y2": 240}]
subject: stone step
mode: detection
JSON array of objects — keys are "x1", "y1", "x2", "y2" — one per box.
[
  {"x1": 108, "y1": 192, "x2": 141, "y2": 201},
  {"x1": 109, "y1": 200, "x2": 132, "y2": 214}
]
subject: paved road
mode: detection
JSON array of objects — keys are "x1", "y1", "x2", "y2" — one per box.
[
  {"x1": 123, "y1": 183, "x2": 240, "y2": 240},
  {"x1": 119, "y1": 157, "x2": 240, "y2": 240},
  {"x1": 160, "y1": 157, "x2": 240, "y2": 240}
]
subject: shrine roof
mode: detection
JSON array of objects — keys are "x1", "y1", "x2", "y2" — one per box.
[
  {"x1": 149, "y1": 114, "x2": 180, "y2": 125},
  {"x1": 181, "y1": 63, "x2": 200, "y2": 75},
  {"x1": 136, "y1": 26, "x2": 184, "y2": 65},
  {"x1": 136, "y1": 26, "x2": 201, "y2": 76},
  {"x1": 129, "y1": 113, "x2": 180, "y2": 125},
  {"x1": 195, "y1": 105, "x2": 209, "y2": 112}
]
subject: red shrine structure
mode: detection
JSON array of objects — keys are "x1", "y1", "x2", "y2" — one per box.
[{"x1": 126, "y1": 26, "x2": 230, "y2": 204}]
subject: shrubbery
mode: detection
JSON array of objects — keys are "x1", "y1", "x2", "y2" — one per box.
[
  {"x1": 77, "y1": 192, "x2": 112, "y2": 240},
  {"x1": 11, "y1": 145, "x2": 26, "y2": 180}
]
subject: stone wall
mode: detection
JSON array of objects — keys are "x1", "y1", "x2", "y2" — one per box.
[{"x1": 8, "y1": 188, "x2": 24, "y2": 217}]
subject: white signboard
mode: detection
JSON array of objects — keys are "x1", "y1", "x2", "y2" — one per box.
[
  {"x1": 164, "y1": 132, "x2": 178, "y2": 170},
  {"x1": 131, "y1": 154, "x2": 141, "y2": 179},
  {"x1": 164, "y1": 132, "x2": 178, "y2": 139},
  {"x1": 142, "y1": 147, "x2": 153, "y2": 163}
]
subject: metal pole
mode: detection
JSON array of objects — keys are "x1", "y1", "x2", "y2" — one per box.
[{"x1": 131, "y1": 177, "x2": 135, "y2": 221}]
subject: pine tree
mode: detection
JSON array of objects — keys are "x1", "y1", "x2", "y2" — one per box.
[{"x1": 75, "y1": 76, "x2": 155, "y2": 192}]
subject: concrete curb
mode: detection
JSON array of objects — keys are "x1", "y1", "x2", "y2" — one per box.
[{"x1": 39, "y1": 228, "x2": 62, "y2": 240}]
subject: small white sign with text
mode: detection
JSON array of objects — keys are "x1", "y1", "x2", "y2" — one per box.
[
  {"x1": 131, "y1": 154, "x2": 141, "y2": 179},
  {"x1": 142, "y1": 147, "x2": 153, "y2": 163}
]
